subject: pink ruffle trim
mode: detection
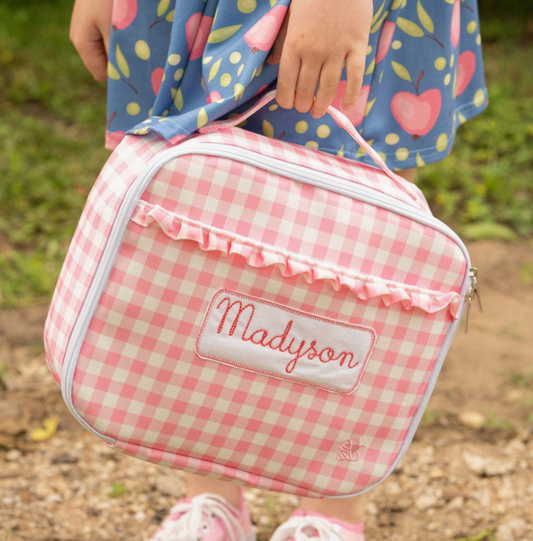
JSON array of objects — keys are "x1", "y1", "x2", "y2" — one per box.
[{"x1": 131, "y1": 201, "x2": 462, "y2": 319}]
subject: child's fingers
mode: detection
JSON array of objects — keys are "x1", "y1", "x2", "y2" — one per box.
[
  {"x1": 70, "y1": 32, "x2": 108, "y2": 81},
  {"x1": 71, "y1": 35, "x2": 109, "y2": 82},
  {"x1": 294, "y1": 62, "x2": 322, "y2": 114},
  {"x1": 86, "y1": 43, "x2": 109, "y2": 82},
  {"x1": 70, "y1": 0, "x2": 112, "y2": 82},
  {"x1": 276, "y1": 53, "x2": 300, "y2": 110},
  {"x1": 342, "y1": 50, "x2": 366, "y2": 110},
  {"x1": 310, "y1": 59, "x2": 345, "y2": 118}
]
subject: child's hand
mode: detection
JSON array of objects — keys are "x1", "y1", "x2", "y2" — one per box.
[
  {"x1": 70, "y1": 0, "x2": 114, "y2": 82},
  {"x1": 266, "y1": 0, "x2": 373, "y2": 118}
]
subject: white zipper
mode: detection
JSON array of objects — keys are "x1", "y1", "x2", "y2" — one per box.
[{"x1": 60, "y1": 138, "x2": 472, "y2": 442}]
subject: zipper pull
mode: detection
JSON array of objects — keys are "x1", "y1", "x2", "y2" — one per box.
[{"x1": 465, "y1": 267, "x2": 482, "y2": 333}]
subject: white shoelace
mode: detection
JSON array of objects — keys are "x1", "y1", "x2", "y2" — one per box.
[
  {"x1": 157, "y1": 493, "x2": 246, "y2": 541},
  {"x1": 270, "y1": 516, "x2": 344, "y2": 541}
]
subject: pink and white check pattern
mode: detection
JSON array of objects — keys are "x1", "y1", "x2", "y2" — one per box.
[{"x1": 45, "y1": 124, "x2": 468, "y2": 498}]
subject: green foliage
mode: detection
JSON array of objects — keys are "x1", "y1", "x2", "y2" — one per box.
[
  {"x1": 0, "y1": 0, "x2": 108, "y2": 306},
  {"x1": 521, "y1": 262, "x2": 532, "y2": 285},
  {"x1": 108, "y1": 483, "x2": 127, "y2": 498},
  {"x1": 483, "y1": 411, "x2": 515, "y2": 433},
  {"x1": 417, "y1": 41, "x2": 533, "y2": 237},
  {"x1": 421, "y1": 408, "x2": 441, "y2": 426},
  {"x1": 450, "y1": 530, "x2": 495, "y2": 541},
  {"x1": 0, "y1": 361, "x2": 9, "y2": 391},
  {"x1": 509, "y1": 369, "x2": 533, "y2": 390}
]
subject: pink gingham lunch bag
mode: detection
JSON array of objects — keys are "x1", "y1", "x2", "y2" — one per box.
[{"x1": 44, "y1": 91, "x2": 478, "y2": 498}]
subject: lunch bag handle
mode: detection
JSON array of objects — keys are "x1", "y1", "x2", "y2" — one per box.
[{"x1": 199, "y1": 89, "x2": 418, "y2": 200}]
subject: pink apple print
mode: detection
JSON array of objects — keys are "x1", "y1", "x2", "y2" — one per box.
[
  {"x1": 450, "y1": 0, "x2": 460, "y2": 49},
  {"x1": 151, "y1": 67, "x2": 165, "y2": 95},
  {"x1": 456, "y1": 50, "x2": 476, "y2": 96},
  {"x1": 244, "y1": 5, "x2": 288, "y2": 53},
  {"x1": 186, "y1": 13, "x2": 214, "y2": 61},
  {"x1": 207, "y1": 91, "x2": 223, "y2": 104},
  {"x1": 112, "y1": 0, "x2": 138, "y2": 30},
  {"x1": 376, "y1": 21, "x2": 396, "y2": 64},
  {"x1": 391, "y1": 89, "x2": 442, "y2": 137},
  {"x1": 331, "y1": 83, "x2": 370, "y2": 127}
]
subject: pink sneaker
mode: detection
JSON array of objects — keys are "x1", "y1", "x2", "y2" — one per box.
[
  {"x1": 269, "y1": 510, "x2": 365, "y2": 541},
  {"x1": 148, "y1": 487, "x2": 256, "y2": 541}
]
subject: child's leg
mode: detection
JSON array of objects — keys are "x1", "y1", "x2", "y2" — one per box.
[
  {"x1": 298, "y1": 494, "x2": 365, "y2": 524},
  {"x1": 397, "y1": 168, "x2": 415, "y2": 183},
  {"x1": 186, "y1": 472, "x2": 242, "y2": 508}
]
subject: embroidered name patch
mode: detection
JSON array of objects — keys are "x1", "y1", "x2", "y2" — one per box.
[{"x1": 196, "y1": 290, "x2": 375, "y2": 395}]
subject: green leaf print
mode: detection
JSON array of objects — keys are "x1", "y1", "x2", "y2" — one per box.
[
  {"x1": 197, "y1": 107, "x2": 208, "y2": 129},
  {"x1": 391, "y1": 0, "x2": 407, "y2": 9},
  {"x1": 207, "y1": 25, "x2": 243, "y2": 44},
  {"x1": 208, "y1": 58, "x2": 222, "y2": 82},
  {"x1": 372, "y1": 1, "x2": 386, "y2": 26},
  {"x1": 234, "y1": 83, "x2": 245, "y2": 100},
  {"x1": 417, "y1": 1, "x2": 434, "y2": 34},
  {"x1": 262, "y1": 119, "x2": 274, "y2": 138},
  {"x1": 391, "y1": 61, "x2": 412, "y2": 82},
  {"x1": 116, "y1": 44, "x2": 130, "y2": 78},
  {"x1": 108, "y1": 62, "x2": 120, "y2": 80},
  {"x1": 371, "y1": 10, "x2": 390, "y2": 33},
  {"x1": 157, "y1": 0, "x2": 170, "y2": 17},
  {"x1": 397, "y1": 17, "x2": 425, "y2": 38},
  {"x1": 171, "y1": 87, "x2": 184, "y2": 111}
]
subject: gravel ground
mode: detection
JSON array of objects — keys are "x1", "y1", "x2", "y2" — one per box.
[{"x1": 1, "y1": 240, "x2": 533, "y2": 541}]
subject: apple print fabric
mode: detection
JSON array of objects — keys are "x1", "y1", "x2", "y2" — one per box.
[{"x1": 107, "y1": 0, "x2": 488, "y2": 170}]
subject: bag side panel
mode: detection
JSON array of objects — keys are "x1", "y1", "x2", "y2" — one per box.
[{"x1": 44, "y1": 134, "x2": 171, "y2": 384}]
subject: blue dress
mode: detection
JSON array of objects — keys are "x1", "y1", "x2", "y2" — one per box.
[{"x1": 106, "y1": 0, "x2": 487, "y2": 170}]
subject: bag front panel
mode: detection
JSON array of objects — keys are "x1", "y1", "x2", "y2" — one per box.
[
  {"x1": 70, "y1": 213, "x2": 455, "y2": 497},
  {"x1": 44, "y1": 135, "x2": 172, "y2": 383}
]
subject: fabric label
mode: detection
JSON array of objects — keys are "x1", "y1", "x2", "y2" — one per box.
[{"x1": 196, "y1": 290, "x2": 375, "y2": 395}]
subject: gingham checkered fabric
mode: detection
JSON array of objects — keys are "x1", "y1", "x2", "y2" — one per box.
[{"x1": 45, "y1": 126, "x2": 468, "y2": 497}]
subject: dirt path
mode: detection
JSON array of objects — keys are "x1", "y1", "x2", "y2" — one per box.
[{"x1": 1, "y1": 240, "x2": 532, "y2": 541}]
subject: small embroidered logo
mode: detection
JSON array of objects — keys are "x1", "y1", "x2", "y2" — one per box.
[{"x1": 337, "y1": 438, "x2": 365, "y2": 462}]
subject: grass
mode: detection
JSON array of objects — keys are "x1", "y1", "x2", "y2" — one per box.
[
  {"x1": 450, "y1": 531, "x2": 495, "y2": 541},
  {"x1": 418, "y1": 39, "x2": 533, "y2": 237},
  {"x1": 0, "y1": 0, "x2": 109, "y2": 306},
  {"x1": 421, "y1": 407, "x2": 441, "y2": 427},
  {"x1": 482, "y1": 411, "x2": 516, "y2": 433},
  {"x1": 509, "y1": 369, "x2": 533, "y2": 389},
  {"x1": 0, "y1": 0, "x2": 532, "y2": 306},
  {"x1": 508, "y1": 369, "x2": 533, "y2": 426}
]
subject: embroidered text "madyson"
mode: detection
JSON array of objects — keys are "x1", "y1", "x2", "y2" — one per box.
[
  {"x1": 196, "y1": 290, "x2": 376, "y2": 395},
  {"x1": 216, "y1": 296, "x2": 357, "y2": 374}
]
